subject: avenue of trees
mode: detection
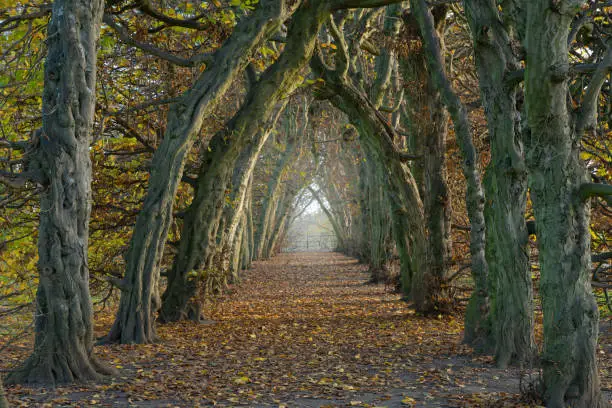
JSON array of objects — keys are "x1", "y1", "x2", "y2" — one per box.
[{"x1": 0, "y1": 0, "x2": 610, "y2": 407}]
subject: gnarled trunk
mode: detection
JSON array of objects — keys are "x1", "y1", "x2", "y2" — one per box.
[
  {"x1": 524, "y1": 2, "x2": 603, "y2": 406},
  {"x1": 409, "y1": 0, "x2": 490, "y2": 336},
  {"x1": 312, "y1": 54, "x2": 426, "y2": 305},
  {"x1": 0, "y1": 383, "x2": 8, "y2": 408},
  {"x1": 463, "y1": 0, "x2": 534, "y2": 366},
  {"x1": 218, "y1": 101, "x2": 287, "y2": 279},
  {"x1": 254, "y1": 119, "x2": 301, "y2": 259},
  {"x1": 399, "y1": 6, "x2": 452, "y2": 309},
  {"x1": 6, "y1": 0, "x2": 111, "y2": 385},
  {"x1": 106, "y1": 0, "x2": 289, "y2": 344},
  {"x1": 160, "y1": 1, "x2": 332, "y2": 322}
]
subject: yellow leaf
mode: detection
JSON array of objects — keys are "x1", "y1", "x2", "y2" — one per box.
[
  {"x1": 234, "y1": 376, "x2": 250, "y2": 384},
  {"x1": 401, "y1": 396, "x2": 416, "y2": 406}
]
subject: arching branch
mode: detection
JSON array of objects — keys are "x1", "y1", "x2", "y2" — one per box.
[{"x1": 103, "y1": 14, "x2": 213, "y2": 67}]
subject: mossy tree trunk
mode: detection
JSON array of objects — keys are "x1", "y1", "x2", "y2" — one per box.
[
  {"x1": 106, "y1": 0, "x2": 290, "y2": 344},
  {"x1": 0, "y1": 383, "x2": 8, "y2": 408},
  {"x1": 409, "y1": 0, "x2": 490, "y2": 334},
  {"x1": 6, "y1": 0, "x2": 112, "y2": 385},
  {"x1": 218, "y1": 101, "x2": 288, "y2": 279},
  {"x1": 254, "y1": 103, "x2": 304, "y2": 260},
  {"x1": 524, "y1": 1, "x2": 604, "y2": 405},
  {"x1": 399, "y1": 6, "x2": 452, "y2": 309},
  {"x1": 160, "y1": 0, "x2": 332, "y2": 323},
  {"x1": 464, "y1": 0, "x2": 535, "y2": 366},
  {"x1": 363, "y1": 156, "x2": 393, "y2": 283},
  {"x1": 312, "y1": 49, "x2": 427, "y2": 306}
]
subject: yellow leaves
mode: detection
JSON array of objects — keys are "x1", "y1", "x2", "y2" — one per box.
[
  {"x1": 320, "y1": 43, "x2": 338, "y2": 50},
  {"x1": 233, "y1": 376, "x2": 250, "y2": 384},
  {"x1": 401, "y1": 396, "x2": 416, "y2": 406}
]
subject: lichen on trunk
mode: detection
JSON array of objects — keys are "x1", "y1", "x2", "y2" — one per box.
[
  {"x1": 399, "y1": 5, "x2": 452, "y2": 310},
  {"x1": 463, "y1": 0, "x2": 534, "y2": 366},
  {"x1": 524, "y1": 1, "x2": 603, "y2": 406}
]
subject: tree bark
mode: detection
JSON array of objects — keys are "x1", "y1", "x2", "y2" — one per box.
[
  {"x1": 312, "y1": 52, "x2": 427, "y2": 306},
  {"x1": 105, "y1": 0, "x2": 289, "y2": 344},
  {"x1": 254, "y1": 105, "x2": 303, "y2": 259},
  {"x1": 159, "y1": 0, "x2": 332, "y2": 322},
  {"x1": 219, "y1": 101, "x2": 288, "y2": 278},
  {"x1": 463, "y1": 0, "x2": 535, "y2": 367},
  {"x1": 399, "y1": 6, "x2": 452, "y2": 309},
  {"x1": 6, "y1": 0, "x2": 112, "y2": 385},
  {"x1": 524, "y1": 2, "x2": 603, "y2": 406},
  {"x1": 0, "y1": 383, "x2": 8, "y2": 408},
  {"x1": 409, "y1": 0, "x2": 490, "y2": 336}
]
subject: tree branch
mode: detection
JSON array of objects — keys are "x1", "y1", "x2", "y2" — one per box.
[
  {"x1": 331, "y1": 0, "x2": 405, "y2": 10},
  {"x1": 592, "y1": 251, "x2": 612, "y2": 263},
  {"x1": 0, "y1": 139, "x2": 29, "y2": 151},
  {"x1": 576, "y1": 43, "x2": 612, "y2": 136},
  {"x1": 103, "y1": 14, "x2": 213, "y2": 67},
  {"x1": 578, "y1": 182, "x2": 612, "y2": 204},
  {"x1": 0, "y1": 171, "x2": 34, "y2": 189},
  {"x1": 505, "y1": 63, "x2": 609, "y2": 86},
  {"x1": 327, "y1": 17, "x2": 350, "y2": 78},
  {"x1": 136, "y1": 0, "x2": 210, "y2": 31}
]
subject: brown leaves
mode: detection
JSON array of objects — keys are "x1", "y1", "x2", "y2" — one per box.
[{"x1": 2, "y1": 252, "x2": 552, "y2": 407}]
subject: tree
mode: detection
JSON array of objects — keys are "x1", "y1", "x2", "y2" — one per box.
[
  {"x1": 463, "y1": 0, "x2": 535, "y2": 366},
  {"x1": 400, "y1": 4, "x2": 453, "y2": 309},
  {"x1": 523, "y1": 1, "x2": 607, "y2": 405},
  {"x1": 159, "y1": 0, "x2": 333, "y2": 322},
  {"x1": 0, "y1": 383, "x2": 8, "y2": 408},
  {"x1": 105, "y1": 0, "x2": 291, "y2": 344},
  {"x1": 4, "y1": 0, "x2": 112, "y2": 384},
  {"x1": 409, "y1": 0, "x2": 490, "y2": 340},
  {"x1": 311, "y1": 29, "x2": 427, "y2": 306}
]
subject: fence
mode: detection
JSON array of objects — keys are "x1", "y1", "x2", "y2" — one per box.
[{"x1": 282, "y1": 232, "x2": 338, "y2": 252}]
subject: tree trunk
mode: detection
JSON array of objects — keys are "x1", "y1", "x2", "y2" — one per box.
[
  {"x1": 6, "y1": 0, "x2": 111, "y2": 385},
  {"x1": 106, "y1": 0, "x2": 289, "y2": 344},
  {"x1": 409, "y1": 0, "x2": 490, "y2": 336},
  {"x1": 364, "y1": 157, "x2": 392, "y2": 283},
  {"x1": 245, "y1": 180, "x2": 255, "y2": 269},
  {"x1": 463, "y1": 0, "x2": 535, "y2": 367},
  {"x1": 399, "y1": 7, "x2": 452, "y2": 309},
  {"x1": 309, "y1": 186, "x2": 348, "y2": 251},
  {"x1": 219, "y1": 101, "x2": 287, "y2": 278},
  {"x1": 159, "y1": 1, "x2": 332, "y2": 322},
  {"x1": 266, "y1": 189, "x2": 297, "y2": 257},
  {"x1": 0, "y1": 383, "x2": 8, "y2": 408},
  {"x1": 312, "y1": 53, "x2": 427, "y2": 306},
  {"x1": 524, "y1": 2, "x2": 603, "y2": 406},
  {"x1": 254, "y1": 116, "x2": 300, "y2": 259}
]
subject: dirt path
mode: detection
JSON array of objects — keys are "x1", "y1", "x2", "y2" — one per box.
[{"x1": 5, "y1": 252, "x2": 544, "y2": 407}]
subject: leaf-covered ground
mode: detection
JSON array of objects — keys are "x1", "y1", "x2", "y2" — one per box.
[{"x1": 2, "y1": 252, "x2": 610, "y2": 407}]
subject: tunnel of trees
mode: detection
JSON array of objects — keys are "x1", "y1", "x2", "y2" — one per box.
[{"x1": 0, "y1": 0, "x2": 610, "y2": 407}]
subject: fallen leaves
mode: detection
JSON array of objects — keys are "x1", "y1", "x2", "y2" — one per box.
[{"x1": 0, "y1": 252, "x2": 575, "y2": 407}]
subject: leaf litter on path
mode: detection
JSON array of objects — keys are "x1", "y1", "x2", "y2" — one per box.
[{"x1": 2, "y1": 252, "x2": 596, "y2": 407}]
